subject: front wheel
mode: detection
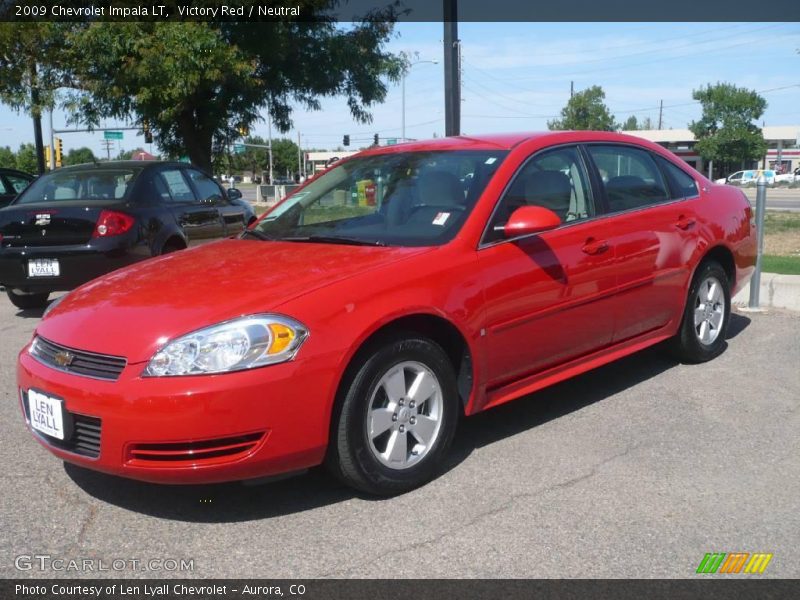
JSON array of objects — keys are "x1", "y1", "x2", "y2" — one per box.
[
  {"x1": 329, "y1": 336, "x2": 460, "y2": 495},
  {"x1": 669, "y1": 261, "x2": 731, "y2": 363},
  {"x1": 6, "y1": 288, "x2": 50, "y2": 310}
]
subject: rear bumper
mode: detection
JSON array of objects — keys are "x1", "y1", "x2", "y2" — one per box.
[
  {"x1": 17, "y1": 344, "x2": 334, "y2": 484},
  {"x1": 0, "y1": 239, "x2": 143, "y2": 293}
]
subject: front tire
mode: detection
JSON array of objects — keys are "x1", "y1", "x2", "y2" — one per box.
[
  {"x1": 670, "y1": 261, "x2": 731, "y2": 363},
  {"x1": 329, "y1": 336, "x2": 460, "y2": 495},
  {"x1": 7, "y1": 289, "x2": 50, "y2": 310}
]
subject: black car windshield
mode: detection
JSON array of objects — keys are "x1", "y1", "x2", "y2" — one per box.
[
  {"x1": 13, "y1": 168, "x2": 141, "y2": 205},
  {"x1": 253, "y1": 150, "x2": 508, "y2": 247}
]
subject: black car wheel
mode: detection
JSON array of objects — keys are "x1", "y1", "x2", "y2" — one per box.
[
  {"x1": 329, "y1": 335, "x2": 460, "y2": 495},
  {"x1": 7, "y1": 289, "x2": 50, "y2": 310}
]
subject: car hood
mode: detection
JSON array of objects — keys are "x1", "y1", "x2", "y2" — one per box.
[{"x1": 37, "y1": 238, "x2": 434, "y2": 363}]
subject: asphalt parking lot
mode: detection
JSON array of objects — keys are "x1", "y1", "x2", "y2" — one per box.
[{"x1": 1, "y1": 300, "x2": 798, "y2": 579}]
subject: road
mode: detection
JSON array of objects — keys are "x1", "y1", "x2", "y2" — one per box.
[
  {"x1": 742, "y1": 187, "x2": 800, "y2": 212},
  {"x1": 1, "y1": 301, "x2": 798, "y2": 579}
]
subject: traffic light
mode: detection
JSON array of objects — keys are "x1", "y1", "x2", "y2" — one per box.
[
  {"x1": 143, "y1": 120, "x2": 153, "y2": 144},
  {"x1": 373, "y1": 134, "x2": 379, "y2": 145},
  {"x1": 54, "y1": 137, "x2": 63, "y2": 168},
  {"x1": 343, "y1": 134, "x2": 350, "y2": 147},
  {"x1": 44, "y1": 145, "x2": 51, "y2": 168},
  {"x1": 237, "y1": 124, "x2": 249, "y2": 138}
]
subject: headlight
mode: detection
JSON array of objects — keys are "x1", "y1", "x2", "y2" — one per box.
[{"x1": 144, "y1": 314, "x2": 308, "y2": 377}]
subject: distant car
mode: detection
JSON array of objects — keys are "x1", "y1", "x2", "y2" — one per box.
[
  {"x1": 0, "y1": 161, "x2": 250, "y2": 309},
  {"x1": 774, "y1": 172, "x2": 797, "y2": 184},
  {"x1": 715, "y1": 169, "x2": 775, "y2": 186},
  {"x1": 0, "y1": 168, "x2": 34, "y2": 208},
  {"x1": 17, "y1": 132, "x2": 755, "y2": 495}
]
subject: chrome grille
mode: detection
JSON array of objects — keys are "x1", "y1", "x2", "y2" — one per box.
[{"x1": 30, "y1": 336, "x2": 126, "y2": 381}]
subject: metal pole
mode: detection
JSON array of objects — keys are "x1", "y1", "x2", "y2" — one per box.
[
  {"x1": 748, "y1": 175, "x2": 768, "y2": 308},
  {"x1": 48, "y1": 109, "x2": 55, "y2": 170},
  {"x1": 297, "y1": 131, "x2": 302, "y2": 181},
  {"x1": 707, "y1": 159, "x2": 713, "y2": 180},
  {"x1": 401, "y1": 73, "x2": 406, "y2": 142},
  {"x1": 268, "y1": 116, "x2": 273, "y2": 184},
  {"x1": 443, "y1": 0, "x2": 460, "y2": 137},
  {"x1": 658, "y1": 99, "x2": 663, "y2": 130}
]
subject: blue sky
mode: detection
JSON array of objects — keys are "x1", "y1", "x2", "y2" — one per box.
[{"x1": 1, "y1": 22, "x2": 798, "y2": 156}]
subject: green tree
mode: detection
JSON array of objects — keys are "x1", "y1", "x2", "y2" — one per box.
[
  {"x1": 548, "y1": 85, "x2": 616, "y2": 131},
  {"x1": 271, "y1": 138, "x2": 300, "y2": 177},
  {"x1": 689, "y1": 83, "x2": 767, "y2": 170},
  {"x1": 60, "y1": 9, "x2": 403, "y2": 173},
  {"x1": 15, "y1": 143, "x2": 38, "y2": 173},
  {"x1": 64, "y1": 147, "x2": 96, "y2": 165},
  {"x1": 621, "y1": 115, "x2": 639, "y2": 131},
  {"x1": 0, "y1": 145, "x2": 15, "y2": 168},
  {"x1": 0, "y1": 24, "x2": 71, "y2": 173},
  {"x1": 640, "y1": 116, "x2": 654, "y2": 130}
]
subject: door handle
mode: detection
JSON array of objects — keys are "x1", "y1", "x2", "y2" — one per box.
[
  {"x1": 582, "y1": 238, "x2": 609, "y2": 255},
  {"x1": 676, "y1": 215, "x2": 696, "y2": 230}
]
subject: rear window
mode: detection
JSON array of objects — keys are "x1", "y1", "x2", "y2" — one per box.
[{"x1": 13, "y1": 169, "x2": 140, "y2": 205}]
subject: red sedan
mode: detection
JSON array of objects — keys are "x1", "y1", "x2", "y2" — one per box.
[{"x1": 18, "y1": 132, "x2": 756, "y2": 495}]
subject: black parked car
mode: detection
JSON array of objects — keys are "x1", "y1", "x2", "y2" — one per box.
[
  {"x1": 0, "y1": 161, "x2": 256, "y2": 309},
  {"x1": 0, "y1": 168, "x2": 34, "y2": 208}
]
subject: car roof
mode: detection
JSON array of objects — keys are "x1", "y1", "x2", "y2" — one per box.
[
  {"x1": 0, "y1": 167, "x2": 34, "y2": 178},
  {"x1": 359, "y1": 130, "x2": 669, "y2": 155},
  {"x1": 51, "y1": 160, "x2": 189, "y2": 172}
]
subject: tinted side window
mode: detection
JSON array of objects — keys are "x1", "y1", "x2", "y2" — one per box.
[
  {"x1": 5, "y1": 174, "x2": 32, "y2": 194},
  {"x1": 588, "y1": 145, "x2": 669, "y2": 213},
  {"x1": 656, "y1": 156, "x2": 699, "y2": 199},
  {"x1": 0, "y1": 176, "x2": 10, "y2": 195},
  {"x1": 485, "y1": 146, "x2": 593, "y2": 243},
  {"x1": 186, "y1": 169, "x2": 224, "y2": 203},
  {"x1": 159, "y1": 169, "x2": 195, "y2": 202}
]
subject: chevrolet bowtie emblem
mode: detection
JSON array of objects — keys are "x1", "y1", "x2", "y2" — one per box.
[
  {"x1": 54, "y1": 351, "x2": 75, "y2": 367},
  {"x1": 35, "y1": 214, "x2": 51, "y2": 226}
]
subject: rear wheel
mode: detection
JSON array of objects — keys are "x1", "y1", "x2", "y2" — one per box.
[
  {"x1": 670, "y1": 261, "x2": 730, "y2": 363},
  {"x1": 7, "y1": 288, "x2": 50, "y2": 310},
  {"x1": 329, "y1": 336, "x2": 460, "y2": 495}
]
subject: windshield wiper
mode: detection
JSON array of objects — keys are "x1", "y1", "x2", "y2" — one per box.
[
  {"x1": 241, "y1": 229, "x2": 274, "y2": 241},
  {"x1": 280, "y1": 235, "x2": 387, "y2": 247}
]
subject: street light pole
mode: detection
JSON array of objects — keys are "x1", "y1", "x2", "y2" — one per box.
[{"x1": 402, "y1": 59, "x2": 438, "y2": 142}]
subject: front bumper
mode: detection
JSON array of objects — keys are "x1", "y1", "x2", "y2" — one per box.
[{"x1": 17, "y1": 344, "x2": 335, "y2": 484}]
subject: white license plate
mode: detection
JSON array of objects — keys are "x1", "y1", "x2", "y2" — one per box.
[
  {"x1": 28, "y1": 259, "x2": 60, "y2": 278},
  {"x1": 28, "y1": 390, "x2": 65, "y2": 440}
]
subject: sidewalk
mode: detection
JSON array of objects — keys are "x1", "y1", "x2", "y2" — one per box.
[{"x1": 733, "y1": 272, "x2": 800, "y2": 311}]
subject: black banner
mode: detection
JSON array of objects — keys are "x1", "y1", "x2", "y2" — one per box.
[
  {"x1": 4, "y1": 580, "x2": 800, "y2": 600},
  {"x1": 2, "y1": 0, "x2": 800, "y2": 22}
]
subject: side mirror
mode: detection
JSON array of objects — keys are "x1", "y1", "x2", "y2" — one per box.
[
  {"x1": 227, "y1": 188, "x2": 243, "y2": 201},
  {"x1": 501, "y1": 206, "x2": 561, "y2": 238}
]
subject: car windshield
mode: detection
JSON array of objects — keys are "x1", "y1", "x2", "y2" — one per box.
[
  {"x1": 14, "y1": 168, "x2": 141, "y2": 205},
  {"x1": 253, "y1": 150, "x2": 508, "y2": 247}
]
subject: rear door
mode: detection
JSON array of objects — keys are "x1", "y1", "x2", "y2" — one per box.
[
  {"x1": 584, "y1": 144, "x2": 697, "y2": 342},
  {"x1": 156, "y1": 167, "x2": 224, "y2": 244},
  {"x1": 478, "y1": 145, "x2": 616, "y2": 387},
  {"x1": 184, "y1": 168, "x2": 246, "y2": 237}
]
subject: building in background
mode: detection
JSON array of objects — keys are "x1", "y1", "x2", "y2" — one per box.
[{"x1": 630, "y1": 126, "x2": 800, "y2": 178}]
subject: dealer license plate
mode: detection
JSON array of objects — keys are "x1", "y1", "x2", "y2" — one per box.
[
  {"x1": 27, "y1": 390, "x2": 65, "y2": 440},
  {"x1": 28, "y1": 259, "x2": 60, "y2": 277}
]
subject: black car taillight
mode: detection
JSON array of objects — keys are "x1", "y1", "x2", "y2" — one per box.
[{"x1": 92, "y1": 210, "x2": 134, "y2": 238}]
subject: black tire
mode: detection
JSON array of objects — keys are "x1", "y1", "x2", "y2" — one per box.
[
  {"x1": 160, "y1": 241, "x2": 184, "y2": 255},
  {"x1": 328, "y1": 335, "x2": 460, "y2": 496},
  {"x1": 7, "y1": 289, "x2": 50, "y2": 310},
  {"x1": 669, "y1": 261, "x2": 731, "y2": 363}
]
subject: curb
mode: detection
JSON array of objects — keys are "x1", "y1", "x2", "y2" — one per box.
[{"x1": 733, "y1": 272, "x2": 800, "y2": 312}]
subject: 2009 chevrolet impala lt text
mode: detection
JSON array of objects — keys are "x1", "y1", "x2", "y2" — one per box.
[{"x1": 17, "y1": 132, "x2": 756, "y2": 495}]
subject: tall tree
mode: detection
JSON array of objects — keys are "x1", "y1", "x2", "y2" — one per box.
[
  {"x1": 548, "y1": 85, "x2": 616, "y2": 131},
  {"x1": 14, "y1": 143, "x2": 38, "y2": 173},
  {"x1": 689, "y1": 83, "x2": 767, "y2": 170},
  {"x1": 621, "y1": 115, "x2": 639, "y2": 131},
  {"x1": 0, "y1": 24, "x2": 71, "y2": 174},
  {"x1": 64, "y1": 147, "x2": 96, "y2": 166},
  {"x1": 0, "y1": 145, "x2": 15, "y2": 168},
  {"x1": 60, "y1": 8, "x2": 403, "y2": 173}
]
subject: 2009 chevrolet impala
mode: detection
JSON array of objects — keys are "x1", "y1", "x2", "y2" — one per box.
[{"x1": 18, "y1": 132, "x2": 755, "y2": 495}]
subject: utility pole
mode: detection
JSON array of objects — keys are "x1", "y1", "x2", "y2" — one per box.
[
  {"x1": 267, "y1": 114, "x2": 274, "y2": 184},
  {"x1": 297, "y1": 131, "x2": 302, "y2": 181},
  {"x1": 658, "y1": 100, "x2": 663, "y2": 130},
  {"x1": 570, "y1": 81, "x2": 574, "y2": 99},
  {"x1": 48, "y1": 109, "x2": 55, "y2": 170},
  {"x1": 443, "y1": 0, "x2": 460, "y2": 137}
]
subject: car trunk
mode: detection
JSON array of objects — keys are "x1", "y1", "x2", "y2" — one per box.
[{"x1": 0, "y1": 200, "x2": 124, "y2": 247}]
